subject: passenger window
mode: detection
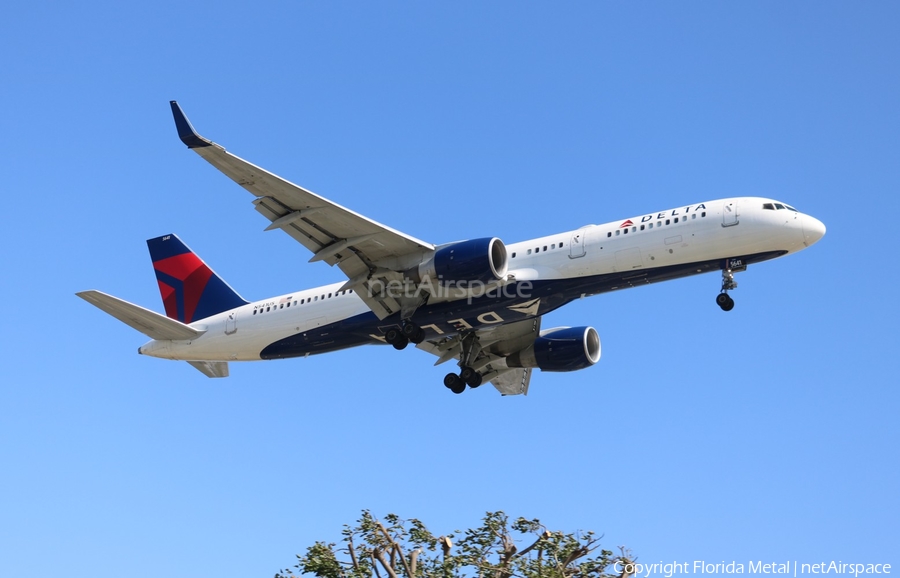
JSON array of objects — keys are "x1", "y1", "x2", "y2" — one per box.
[
  {"x1": 512, "y1": 252, "x2": 516, "y2": 258},
  {"x1": 314, "y1": 296, "x2": 318, "y2": 302},
  {"x1": 253, "y1": 310, "x2": 257, "y2": 315},
  {"x1": 615, "y1": 230, "x2": 620, "y2": 236},
  {"x1": 623, "y1": 228, "x2": 628, "y2": 234},
  {"x1": 702, "y1": 212, "x2": 706, "y2": 217},
  {"x1": 280, "y1": 304, "x2": 284, "y2": 309},
  {"x1": 551, "y1": 244, "x2": 555, "y2": 249},
  {"x1": 527, "y1": 249, "x2": 532, "y2": 255},
  {"x1": 266, "y1": 306, "x2": 270, "y2": 312},
  {"x1": 607, "y1": 232, "x2": 612, "y2": 238},
  {"x1": 543, "y1": 245, "x2": 547, "y2": 251},
  {"x1": 649, "y1": 223, "x2": 653, "y2": 229},
  {"x1": 640, "y1": 225, "x2": 645, "y2": 231},
  {"x1": 328, "y1": 293, "x2": 332, "y2": 298},
  {"x1": 674, "y1": 217, "x2": 679, "y2": 223},
  {"x1": 692, "y1": 214, "x2": 696, "y2": 219},
  {"x1": 666, "y1": 219, "x2": 670, "y2": 225}
]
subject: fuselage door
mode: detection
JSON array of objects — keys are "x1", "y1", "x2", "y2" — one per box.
[
  {"x1": 569, "y1": 228, "x2": 588, "y2": 259},
  {"x1": 723, "y1": 200, "x2": 739, "y2": 227},
  {"x1": 225, "y1": 312, "x2": 237, "y2": 335}
]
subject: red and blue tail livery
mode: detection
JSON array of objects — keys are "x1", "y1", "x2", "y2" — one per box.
[{"x1": 147, "y1": 234, "x2": 247, "y2": 324}]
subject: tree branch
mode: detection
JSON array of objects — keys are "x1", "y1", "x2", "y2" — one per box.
[
  {"x1": 409, "y1": 548, "x2": 420, "y2": 577},
  {"x1": 394, "y1": 543, "x2": 415, "y2": 578},
  {"x1": 371, "y1": 553, "x2": 383, "y2": 578},
  {"x1": 374, "y1": 549, "x2": 400, "y2": 578},
  {"x1": 347, "y1": 536, "x2": 361, "y2": 574},
  {"x1": 512, "y1": 534, "x2": 544, "y2": 560}
]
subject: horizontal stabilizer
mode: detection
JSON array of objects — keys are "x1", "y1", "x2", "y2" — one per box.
[
  {"x1": 76, "y1": 290, "x2": 205, "y2": 341},
  {"x1": 187, "y1": 360, "x2": 229, "y2": 378}
]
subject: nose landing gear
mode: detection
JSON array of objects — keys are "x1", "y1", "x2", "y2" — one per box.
[
  {"x1": 716, "y1": 292, "x2": 735, "y2": 311},
  {"x1": 716, "y1": 268, "x2": 738, "y2": 311}
]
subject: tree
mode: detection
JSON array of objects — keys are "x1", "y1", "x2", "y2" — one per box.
[{"x1": 276, "y1": 511, "x2": 634, "y2": 578}]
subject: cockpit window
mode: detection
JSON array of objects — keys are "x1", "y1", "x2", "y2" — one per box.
[
  {"x1": 774, "y1": 203, "x2": 785, "y2": 210},
  {"x1": 763, "y1": 203, "x2": 775, "y2": 210},
  {"x1": 785, "y1": 205, "x2": 798, "y2": 212}
]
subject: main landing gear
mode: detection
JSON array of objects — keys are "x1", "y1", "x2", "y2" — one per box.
[
  {"x1": 384, "y1": 320, "x2": 426, "y2": 350},
  {"x1": 386, "y1": 323, "x2": 486, "y2": 394},
  {"x1": 443, "y1": 332, "x2": 484, "y2": 394},
  {"x1": 443, "y1": 368, "x2": 483, "y2": 394},
  {"x1": 716, "y1": 268, "x2": 737, "y2": 312}
]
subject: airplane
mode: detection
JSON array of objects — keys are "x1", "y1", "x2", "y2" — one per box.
[{"x1": 76, "y1": 101, "x2": 827, "y2": 395}]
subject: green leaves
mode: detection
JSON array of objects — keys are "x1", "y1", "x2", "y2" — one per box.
[{"x1": 277, "y1": 512, "x2": 629, "y2": 578}]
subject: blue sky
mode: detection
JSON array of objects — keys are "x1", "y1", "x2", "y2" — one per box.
[{"x1": 1, "y1": 2, "x2": 898, "y2": 576}]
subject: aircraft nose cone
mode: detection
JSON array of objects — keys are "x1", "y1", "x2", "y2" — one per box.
[{"x1": 802, "y1": 215, "x2": 826, "y2": 247}]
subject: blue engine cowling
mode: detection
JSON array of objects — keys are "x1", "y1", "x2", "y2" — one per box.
[
  {"x1": 413, "y1": 237, "x2": 508, "y2": 284},
  {"x1": 507, "y1": 326, "x2": 601, "y2": 372}
]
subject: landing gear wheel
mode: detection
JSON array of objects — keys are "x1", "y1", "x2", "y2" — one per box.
[
  {"x1": 402, "y1": 322, "x2": 420, "y2": 339},
  {"x1": 401, "y1": 322, "x2": 425, "y2": 344},
  {"x1": 385, "y1": 327, "x2": 409, "y2": 349},
  {"x1": 716, "y1": 293, "x2": 735, "y2": 312},
  {"x1": 444, "y1": 372, "x2": 466, "y2": 394},
  {"x1": 460, "y1": 367, "x2": 483, "y2": 388}
]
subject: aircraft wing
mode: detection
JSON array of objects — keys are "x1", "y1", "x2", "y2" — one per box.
[
  {"x1": 416, "y1": 317, "x2": 541, "y2": 396},
  {"x1": 169, "y1": 101, "x2": 434, "y2": 319}
]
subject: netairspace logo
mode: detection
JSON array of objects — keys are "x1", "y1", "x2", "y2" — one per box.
[
  {"x1": 366, "y1": 277, "x2": 534, "y2": 304},
  {"x1": 613, "y1": 561, "x2": 892, "y2": 578}
]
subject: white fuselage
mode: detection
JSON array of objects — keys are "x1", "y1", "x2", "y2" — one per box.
[{"x1": 139, "y1": 197, "x2": 825, "y2": 362}]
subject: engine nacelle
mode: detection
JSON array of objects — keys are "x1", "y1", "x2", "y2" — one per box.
[
  {"x1": 411, "y1": 237, "x2": 508, "y2": 285},
  {"x1": 507, "y1": 326, "x2": 601, "y2": 372}
]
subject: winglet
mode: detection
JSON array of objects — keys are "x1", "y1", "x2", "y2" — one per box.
[{"x1": 170, "y1": 100, "x2": 214, "y2": 149}]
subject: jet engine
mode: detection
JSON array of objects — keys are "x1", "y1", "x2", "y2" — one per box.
[
  {"x1": 506, "y1": 326, "x2": 601, "y2": 372},
  {"x1": 409, "y1": 237, "x2": 508, "y2": 285}
]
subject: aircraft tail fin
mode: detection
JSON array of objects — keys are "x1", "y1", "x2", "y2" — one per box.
[{"x1": 147, "y1": 234, "x2": 248, "y2": 323}]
